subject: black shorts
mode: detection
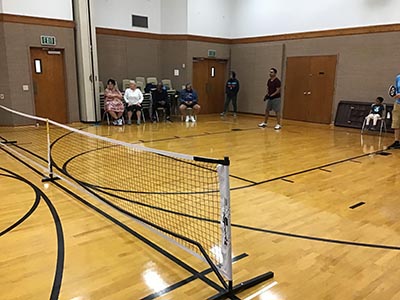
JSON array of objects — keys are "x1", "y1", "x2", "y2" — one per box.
[
  {"x1": 126, "y1": 104, "x2": 141, "y2": 112},
  {"x1": 180, "y1": 102, "x2": 196, "y2": 109}
]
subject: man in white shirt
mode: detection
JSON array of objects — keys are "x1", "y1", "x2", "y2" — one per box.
[{"x1": 124, "y1": 80, "x2": 144, "y2": 125}]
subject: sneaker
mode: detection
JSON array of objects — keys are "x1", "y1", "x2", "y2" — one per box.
[
  {"x1": 190, "y1": 116, "x2": 196, "y2": 122},
  {"x1": 258, "y1": 122, "x2": 267, "y2": 128},
  {"x1": 127, "y1": 119, "x2": 132, "y2": 125},
  {"x1": 137, "y1": 119, "x2": 141, "y2": 125},
  {"x1": 220, "y1": 112, "x2": 225, "y2": 116},
  {"x1": 185, "y1": 115, "x2": 190, "y2": 122},
  {"x1": 166, "y1": 117, "x2": 173, "y2": 122},
  {"x1": 387, "y1": 141, "x2": 400, "y2": 149},
  {"x1": 118, "y1": 119, "x2": 123, "y2": 126},
  {"x1": 112, "y1": 120, "x2": 118, "y2": 126},
  {"x1": 274, "y1": 124, "x2": 282, "y2": 130}
]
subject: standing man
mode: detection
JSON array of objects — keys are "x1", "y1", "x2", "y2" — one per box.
[
  {"x1": 221, "y1": 71, "x2": 240, "y2": 117},
  {"x1": 388, "y1": 74, "x2": 400, "y2": 149},
  {"x1": 258, "y1": 68, "x2": 282, "y2": 130}
]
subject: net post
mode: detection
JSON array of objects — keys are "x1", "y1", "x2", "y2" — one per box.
[
  {"x1": 42, "y1": 118, "x2": 60, "y2": 182},
  {"x1": 218, "y1": 156, "x2": 232, "y2": 281}
]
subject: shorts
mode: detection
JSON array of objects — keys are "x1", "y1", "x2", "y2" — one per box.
[
  {"x1": 126, "y1": 104, "x2": 141, "y2": 112},
  {"x1": 392, "y1": 102, "x2": 400, "y2": 129},
  {"x1": 266, "y1": 97, "x2": 281, "y2": 113},
  {"x1": 180, "y1": 102, "x2": 196, "y2": 109}
]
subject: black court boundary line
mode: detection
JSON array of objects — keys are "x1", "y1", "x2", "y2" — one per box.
[
  {"x1": 230, "y1": 149, "x2": 391, "y2": 191},
  {"x1": 0, "y1": 166, "x2": 65, "y2": 300},
  {"x1": 0, "y1": 147, "x2": 229, "y2": 298},
  {"x1": 0, "y1": 173, "x2": 41, "y2": 236},
  {"x1": 141, "y1": 253, "x2": 248, "y2": 300}
]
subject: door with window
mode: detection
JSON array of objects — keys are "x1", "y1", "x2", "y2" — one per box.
[
  {"x1": 30, "y1": 47, "x2": 68, "y2": 123},
  {"x1": 192, "y1": 58, "x2": 227, "y2": 114},
  {"x1": 283, "y1": 55, "x2": 337, "y2": 124}
]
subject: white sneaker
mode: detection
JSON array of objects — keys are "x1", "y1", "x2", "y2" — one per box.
[
  {"x1": 274, "y1": 124, "x2": 281, "y2": 130},
  {"x1": 258, "y1": 122, "x2": 267, "y2": 128},
  {"x1": 190, "y1": 116, "x2": 196, "y2": 122},
  {"x1": 185, "y1": 115, "x2": 190, "y2": 122},
  {"x1": 118, "y1": 119, "x2": 123, "y2": 126}
]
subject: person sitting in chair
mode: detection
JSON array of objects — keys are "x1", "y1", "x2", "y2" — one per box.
[
  {"x1": 179, "y1": 83, "x2": 200, "y2": 122},
  {"x1": 152, "y1": 82, "x2": 172, "y2": 122},
  {"x1": 365, "y1": 96, "x2": 384, "y2": 130},
  {"x1": 124, "y1": 80, "x2": 143, "y2": 125},
  {"x1": 104, "y1": 79, "x2": 124, "y2": 126}
]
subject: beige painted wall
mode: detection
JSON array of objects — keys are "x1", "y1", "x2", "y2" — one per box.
[
  {"x1": 231, "y1": 31, "x2": 400, "y2": 120},
  {"x1": 0, "y1": 22, "x2": 79, "y2": 125},
  {"x1": 96, "y1": 34, "x2": 162, "y2": 89},
  {"x1": 0, "y1": 21, "x2": 13, "y2": 124}
]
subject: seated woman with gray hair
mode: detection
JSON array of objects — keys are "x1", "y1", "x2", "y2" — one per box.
[{"x1": 124, "y1": 80, "x2": 144, "y2": 125}]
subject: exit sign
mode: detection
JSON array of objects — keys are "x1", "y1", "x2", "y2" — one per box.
[
  {"x1": 208, "y1": 49, "x2": 217, "y2": 57},
  {"x1": 40, "y1": 35, "x2": 56, "y2": 46}
]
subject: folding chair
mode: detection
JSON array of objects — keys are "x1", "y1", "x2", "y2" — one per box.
[{"x1": 361, "y1": 103, "x2": 387, "y2": 135}]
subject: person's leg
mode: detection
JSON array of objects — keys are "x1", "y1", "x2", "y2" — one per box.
[
  {"x1": 193, "y1": 104, "x2": 201, "y2": 118},
  {"x1": 135, "y1": 106, "x2": 141, "y2": 125},
  {"x1": 276, "y1": 111, "x2": 281, "y2": 126},
  {"x1": 107, "y1": 111, "x2": 116, "y2": 119},
  {"x1": 165, "y1": 102, "x2": 171, "y2": 120},
  {"x1": 365, "y1": 114, "x2": 373, "y2": 125},
  {"x1": 388, "y1": 103, "x2": 400, "y2": 148},
  {"x1": 180, "y1": 104, "x2": 189, "y2": 122},
  {"x1": 232, "y1": 95, "x2": 237, "y2": 115},
  {"x1": 372, "y1": 114, "x2": 379, "y2": 126},
  {"x1": 222, "y1": 96, "x2": 230, "y2": 115}
]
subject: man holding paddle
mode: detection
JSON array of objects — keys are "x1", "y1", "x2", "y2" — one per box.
[{"x1": 388, "y1": 74, "x2": 400, "y2": 149}]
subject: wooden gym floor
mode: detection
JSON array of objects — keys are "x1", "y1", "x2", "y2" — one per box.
[{"x1": 1, "y1": 114, "x2": 400, "y2": 300}]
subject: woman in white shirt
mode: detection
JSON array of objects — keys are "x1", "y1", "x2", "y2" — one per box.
[{"x1": 124, "y1": 80, "x2": 144, "y2": 125}]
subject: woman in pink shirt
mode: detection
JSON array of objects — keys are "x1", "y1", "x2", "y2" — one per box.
[{"x1": 104, "y1": 78, "x2": 124, "y2": 125}]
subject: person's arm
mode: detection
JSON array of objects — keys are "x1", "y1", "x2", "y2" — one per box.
[
  {"x1": 124, "y1": 89, "x2": 129, "y2": 103},
  {"x1": 104, "y1": 89, "x2": 111, "y2": 101},
  {"x1": 269, "y1": 87, "x2": 281, "y2": 97},
  {"x1": 115, "y1": 89, "x2": 123, "y2": 100},
  {"x1": 236, "y1": 80, "x2": 240, "y2": 93},
  {"x1": 163, "y1": 90, "x2": 169, "y2": 103},
  {"x1": 137, "y1": 90, "x2": 143, "y2": 105},
  {"x1": 191, "y1": 91, "x2": 198, "y2": 103},
  {"x1": 180, "y1": 90, "x2": 186, "y2": 103}
]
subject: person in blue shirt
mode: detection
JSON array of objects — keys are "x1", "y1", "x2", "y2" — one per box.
[
  {"x1": 179, "y1": 83, "x2": 201, "y2": 122},
  {"x1": 365, "y1": 96, "x2": 384, "y2": 130},
  {"x1": 221, "y1": 71, "x2": 240, "y2": 117},
  {"x1": 387, "y1": 74, "x2": 400, "y2": 149}
]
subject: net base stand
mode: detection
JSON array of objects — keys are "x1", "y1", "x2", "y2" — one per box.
[
  {"x1": 208, "y1": 271, "x2": 274, "y2": 300},
  {"x1": 42, "y1": 174, "x2": 61, "y2": 182}
]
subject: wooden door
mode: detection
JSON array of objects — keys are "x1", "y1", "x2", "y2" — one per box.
[
  {"x1": 192, "y1": 58, "x2": 227, "y2": 114},
  {"x1": 30, "y1": 48, "x2": 68, "y2": 123},
  {"x1": 283, "y1": 57, "x2": 310, "y2": 122},
  {"x1": 307, "y1": 56, "x2": 337, "y2": 123},
  {"x1": 283, "y1": 55, "x2": 337, "y2": 124}
]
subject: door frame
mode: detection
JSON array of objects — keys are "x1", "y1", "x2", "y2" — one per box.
[
  {"x1": 192, "y1": 57, "x2": 228, "y2": 114},
  {"x1": 283, "y1": 55, "x2": 337, "y2": 124},
  {"x1": 29, "y1": 46, "x2": 69, "y2": 122}
]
